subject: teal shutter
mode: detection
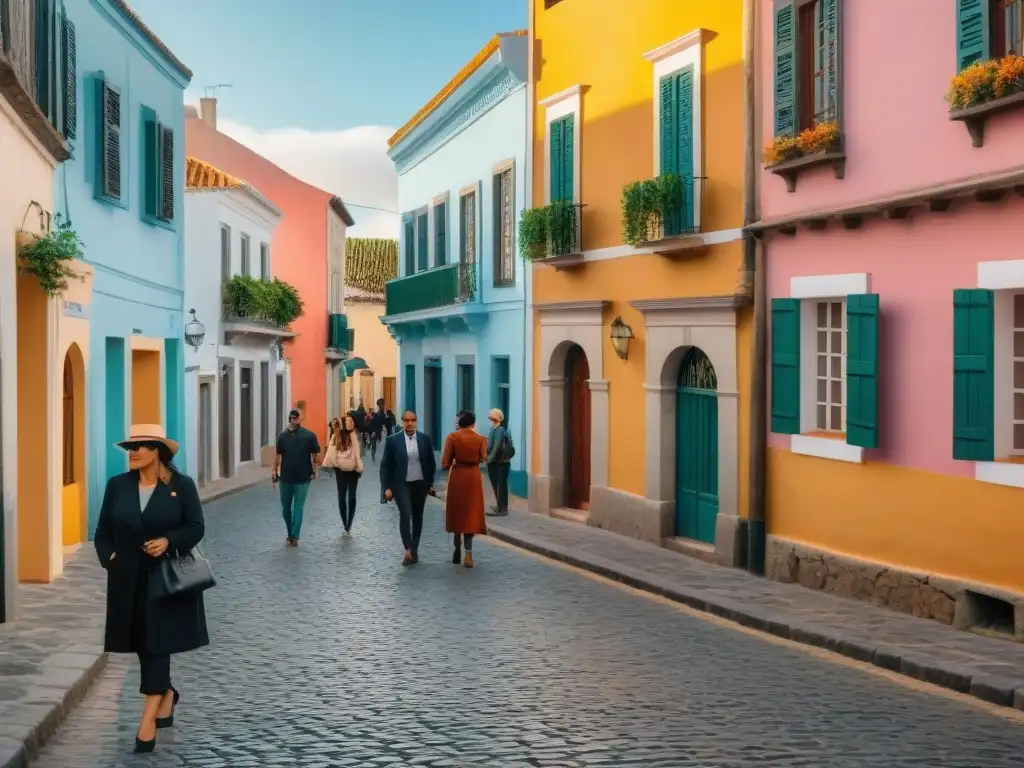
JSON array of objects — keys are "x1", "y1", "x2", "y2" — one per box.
[
  {"x1": 61, "y1": 15, "x2": 76, "y2": 139},
  {"x1": 658, "y1": 74, "x2": 676, "y2": 175},
  {"x1": 34, "y1": 0, "x2": 53, "y2": 119},
  {"x1": 417, "y1": 213, "x2": 428, "y2": 271},
  {"x1": 845, "y1": 294, "x2": 879, "y2": 449},
  {"x1": 952, "y1": 289, "x2": 995, "y2": 461},
  {"x1": 956, "y1": 0, "x2": 990, "y2": 71},
  {"x1": 144, "y1": 120, "x2": 158, "y2": 217},
  {"x1": 99, "y1": 81, "x2": 121, "y2": 200},
  {"x1": 404, "y1": 364, "x2": 416, "y2": 413},
  {"x1": 822, "y1": 0, "x2": 841, "y2": 123},
  {"x1": 403, "y1": 220, "x2": 415, "y2": 275},
  {"x1": 159, "y1": 125, "x2": 174, "y2": 222},
  {"x1": 770, "y1": 298, "x2": 801, "y2": 434},
  {"x1": 549, "y1": 118, "x2": 563, "y2": 202},
  {"x1": 434, "y1": 202, "x2": 446, "y2": 266},
  {"x1": 561, "y1": 114, "x2": 574, "y2": 202},
  {"x1": 676, "y1": 68, "x2": 694, "y2": 231},
  {"x1": 773, "y1": 1, "x2": 796, "y2": 136}
]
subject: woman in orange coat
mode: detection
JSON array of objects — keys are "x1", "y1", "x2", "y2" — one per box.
[{"x1": 441, "y1": 410, "x2": 488, "y2": 567}]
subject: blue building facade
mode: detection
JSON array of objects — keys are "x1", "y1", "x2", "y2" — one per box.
[
  {"x1": 56, "y1": 0, "x2": 191, "y2": 533},
  {"x1": 384, "y1": 32, "x2": 529, "y2": 494}
]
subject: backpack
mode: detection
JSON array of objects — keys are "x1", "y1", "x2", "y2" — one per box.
[{"x1": 501, "y1": 429, "x2": 515, "y2": 460}]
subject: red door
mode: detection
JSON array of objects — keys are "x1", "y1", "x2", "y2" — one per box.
[{"x1": 566, "y1": 346, "x2": 591, "y2": 510}]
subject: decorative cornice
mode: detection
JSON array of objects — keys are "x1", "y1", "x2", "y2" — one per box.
[
  {"x1": 642, "y1": 28, "x2": 707, "y2": 64},
  {"x1": 630, "y1": 296, "x2": 744, "y2": 313},
  {"x1": 538, "y1": 84, "x2": 587, "y2": 108},
  {"x1": 536, "y1": 299, "x2": 609, "y2": 313}
]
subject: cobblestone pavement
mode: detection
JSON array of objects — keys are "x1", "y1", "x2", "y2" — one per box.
[{"x1": 28, "y1": 461, "x2": 1024, "y2": 767}]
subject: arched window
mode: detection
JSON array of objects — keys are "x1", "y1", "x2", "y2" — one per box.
[{"x1": 62, "y1": 356, "x2": 74, "y2": 485}]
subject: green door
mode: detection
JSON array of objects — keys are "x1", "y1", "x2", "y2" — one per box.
[{"x1": 675, "y1": 348, "x2": 718, "y2": 543}]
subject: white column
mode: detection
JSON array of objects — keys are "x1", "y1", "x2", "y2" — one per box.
[
  {"x1": 538, "y1": 376, "x2": 563, "y2": 478},
  {"x1": 588, "y1": 379, "x2": 609, "y2": 488},
  {"x1": 644, "y1": 383, "x2": 675, "y2": 500}
]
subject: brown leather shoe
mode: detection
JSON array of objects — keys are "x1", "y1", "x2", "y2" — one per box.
[
  {"x1": 402, "y1": 550, "x2": 414, "y2": 566},
  {"x1": 463, "y1": 552, "x2": 474, "y2": 568}
]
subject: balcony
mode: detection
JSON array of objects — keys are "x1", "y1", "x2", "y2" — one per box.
[
  {"x1": 622, "y1": 173, "x2": 705, "y2": 256},
  {"x1": 221, "y1": 275, "x2": 301, "y2": 345},
  {"x1": 519, "y1": 201, "x2": 585, "y2": 269},
  {"x1": 381, "y1": 262, "x2": 485, "y2": 337}
]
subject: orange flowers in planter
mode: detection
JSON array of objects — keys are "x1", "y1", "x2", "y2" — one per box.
[
  {"x1": 947, "y1": 55, "x2": 1024, "y2": 110},
  {"x1": 762, "y1": 122, "x2": 840, "y2": 167}
]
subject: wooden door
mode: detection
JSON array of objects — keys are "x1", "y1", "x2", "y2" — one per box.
[
  {"x1": 382, "y1": 377, "x2": 396, "y2": 411},
  {"x1": 675, "y1": 348, "x2": 719, "y2": 543},
  {"x1": 240, "y1": 366, "x2": 253, "y2": 462},
  {"x1": 219, "y1": 369, "x2": 232, "y2": 478},
  {"x1": 565, "y1": 345, "x2": 591, "y2": 510},
  {"x1": 198, "y1": 382, "x2": 212, "y2": 487},
  {"x1": 424, "y1": 365, "x2": 443, "y2": 447}
]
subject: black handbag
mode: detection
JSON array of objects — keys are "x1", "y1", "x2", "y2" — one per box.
[{"x1": 151, "y1": 546, "x2": 217, "y2": 600}]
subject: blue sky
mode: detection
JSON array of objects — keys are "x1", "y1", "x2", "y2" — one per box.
[{"x1": 129, "y1": 0, "x2": 527, "y2": 133}]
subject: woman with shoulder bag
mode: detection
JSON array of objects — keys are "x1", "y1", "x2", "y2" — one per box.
[
  {"x1": 327, "y1": 414, "x2": 364, "y2": 534},
  {"x1": 93, "y1": 424, "x2": 210, "y2": 754}
]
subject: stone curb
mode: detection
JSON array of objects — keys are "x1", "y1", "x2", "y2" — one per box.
[
  {"x1": 486, "y1": 524, "x2": 1024, "y2": 712},
  {"x1": 200, "y1": 477, "x2": 266, "y2": 506},
  {"x1": 0, "y1": 651, "x2": 108, "y2": 768}
]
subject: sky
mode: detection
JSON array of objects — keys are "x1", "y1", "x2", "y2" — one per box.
[{"x1": 129, "y1": 0, "x2": 527, "y2": 237}]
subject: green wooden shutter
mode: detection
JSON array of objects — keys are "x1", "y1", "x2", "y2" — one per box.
[
  {"x1": 550, "y1": 117, "x2": 563, "y2": 202},
  {"x1": 846, "y1": 293, "x2": 879, "y2": 449},
  {"x1": 771, "y1": 298, "x2": 801, "y2": 434},
  {"x1": 658, "y1": 74, "x2": 676, "y2": 175},
  {"x1": 952, "y1": 289, "x2": 995, "y2": 461},
  {"x1": 561, "y1": 114, "x2": 575, "y2": 202},
  {"x1": 159, "y1": 125, "x2": 174, "y2": 222},
  {"x1": 404, "y1": 364, "x2": 416, "y2": 413},
  {"x1": 143, "y1": 120, "x2": 158, "y2": 217},
  {"x1": 61, "y1": 15, "x2": 76, "y2": 139},
  {"x1": 773, "y1": 1, "x2": 796, "y2": 137},
  {"x1": 676, "y1": 68, "x2": 695, "y2": 231},
  {"x1": 100, "y1": 80, "x2": 121, "y2": 200},
  {"x1": 434, "y1": 202, "x2": 446, "y2": 266},
  {"x1": 34, "y1": 0, "x2": 53, "y2": 118},
  {"x1": 404, "y1": 220, "x2": 415, "y2": 275},
  {"x1": 417, "y1": 213, "x2": 428, "y2": 271},
  {"x1": 956, "y1": 0, "x2": 990, "y2": 71},
  {"x1": 822, "y1": 0, "x2": 841, "y2": 123}
]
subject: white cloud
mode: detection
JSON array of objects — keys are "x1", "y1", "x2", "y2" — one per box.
[{"x1": 189, "y1": 97, "x2": 400, "y2": 239}]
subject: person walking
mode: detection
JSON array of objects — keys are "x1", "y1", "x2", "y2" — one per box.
[
  {"x1": 441, "y1": 410, "x2": 488, "y2": 567},
  {"x1": 272, "y1": 409, "x2": 320, "y2": 546},
  {"x1": 93, "y1": 424, "x2": 209, "y2": 754},
  {"x1": 327, "y1": 415, "x2": 363, "y2": 534},
  {"x1": 485, "y1": 408, "x2": 513, "y2": 517},
  {"x1": 380, "y1": 410, "x2": 436, "y2": 566}
]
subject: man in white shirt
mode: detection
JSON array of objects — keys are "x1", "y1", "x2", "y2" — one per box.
[{"x1": 380, "y1": 410, "x2": 436, "y2": 566}]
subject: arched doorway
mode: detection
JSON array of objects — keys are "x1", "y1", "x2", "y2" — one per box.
[
  {"x1": 564, "y1": 344, "x2": 591, "y2": 510},
  {"x1": 675, "y1": 347, "x2": 718, "y2": 543},
  {"x1": 61, "y1": 344, "x2": 86, "y2": 546}
]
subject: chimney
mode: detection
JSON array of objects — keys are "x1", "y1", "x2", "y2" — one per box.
[{"x1": 199, "y1": 96, "x2": 217, "y2": 130}]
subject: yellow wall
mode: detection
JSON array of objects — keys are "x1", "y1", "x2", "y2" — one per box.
[
  {"x1": 768, "y1": 448, "x2": 1024, "y2": 594},
  {"x1": 529, "y1": 0, "x2": 749, "y2": 505},
  {"x1": 344, "y1": 299, "x2": 396, "y2": 409},
  {"x1": 131, "y1": 349, "x2": 161, "y2": 425},
  {"x1": 59, "y1": 335, "x2": 89, "y2": 547}
]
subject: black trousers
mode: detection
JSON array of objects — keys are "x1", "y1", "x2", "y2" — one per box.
[
  {"x1": 131, "y1": 567, "x2": 172, "y2": 696},
  {"x1": 398, "y1": 480, "x2": 428, "y2": 553},
  {"x1": 334, "y1": 469, "x2": 360, "y2": 529},
  {"x1": 487, "y1": 462, "x2": 510, "y2": 512}
]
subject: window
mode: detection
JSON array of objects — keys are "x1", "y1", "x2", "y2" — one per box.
[
  {"x1": 961, "y1": 0, "x2": 1024, "y2": 67},
  {"x1": 220, "y1": 224, "x2": 231, "y2": 282},
  {"x1": 493, "y1": 167, "x2": 515, "y2": 286},
  {"x1": 460, "y1": 189, "x2": 477, "y2": 264},
  {"x1": 993, "y1": 0, "x2": 1024, "y2": 57},
  {"x1": 814, "y1": 300, "x2": 845, "y2": 432},
  {"x1": 417, "y1": 212, "x2": 429, "y2": 272},
  {"x1": 62, "y1": 356, "x2": 74, "y2": 485},
  {"x1": 404, "y1": 363, "x2": 416, "y2": 412},
  {"x1": 549, "y1": 114, "x2": 574, "y2": 202},
  {"x1": 403, "y1": 218, "x2": 415, "y2": 275},
  {"x1": 240, "y1": 234, "x2": 251, "y2": 276},
  {"x1": 458, "y1": 364, "x2": 475, "y2": 413},
  {"x1": 99, "y1": 80, "x2": 121, "y2": 200},
  {"x1": 60, "y1": 14, "x2": 76, "y2": 139},
  {"x1": 434, "y1": 201, "x2": 447, "y2": 266},
  {"x1": 658, "y1": 68, "x2": 695, "y2": 233},
  {"x1": 144, "y1": 118, "x2": 174, "y2": 221},
  {"x1": 772, "y1": 0, "x2": 839, "y2": 137},
  {"x1": 493, "y1": 357, "x2": 510, "y2": 428},
  {"x1": 260, "y1": 242, "x2": 269, "y2": 278}
]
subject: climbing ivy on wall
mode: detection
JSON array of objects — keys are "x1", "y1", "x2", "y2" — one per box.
[{"x1": 345, "y1": 238, "x2": 398, "y2": 295}]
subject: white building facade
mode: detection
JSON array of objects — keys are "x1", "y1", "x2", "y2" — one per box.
[{"x1": 183, "y1": 157, "x2": 291, "y2": 487}]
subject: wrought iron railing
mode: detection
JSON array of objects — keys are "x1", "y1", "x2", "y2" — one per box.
[
  {"x1": 621, "y1": 174, "x2": 705, "y2": 245},
  {"x1": 385, "y1": 261, "x2": 477, "y2": 316}
]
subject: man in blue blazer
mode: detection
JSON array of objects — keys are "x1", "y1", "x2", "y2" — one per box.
[{"x1": 380, "y1": 410, "x2": 437, "y2": 565}]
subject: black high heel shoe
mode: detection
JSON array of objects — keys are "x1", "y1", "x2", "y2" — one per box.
[
  {"x1": 156, "y1": 687, "x2": 179, "y2": 729},
  {"x1": 134, "y1": 735, "x2": 156, "y2": 753}
]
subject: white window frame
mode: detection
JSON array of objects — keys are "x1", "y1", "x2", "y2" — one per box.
[
  {"x1": 813, "y1": 298, "x2": 846, "y2": 435},
  {"x1": 540, "y1": 84, "x2": 584, "y2": 205},
  {"x1": 643, "y1": 28, "x2": 705, "y2": 232},
  {"x1": 788, "y1": 272, "x2": 868, "y2": 465},
  {"x1": 430, "y1": 192, "x2": 450, "y2": 269},
  {"x1": 975, "y1": 259, "x2": 1024, "y2": 488}
]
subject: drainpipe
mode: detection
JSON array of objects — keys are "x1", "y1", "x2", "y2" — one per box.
[
  {"x1": 521, "y1": 0, "x2": 535, "y2": 496},
  {"x1": 741, "y1": 0, "x2": 768, "y2": 576}
]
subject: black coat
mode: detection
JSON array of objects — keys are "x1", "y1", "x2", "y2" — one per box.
[
  {"x1": 94, "y1": 470, "x2": 210, "y2": 656},
  {"x1": 379, "y1": 430, "x2": 436, "y2": 503}
]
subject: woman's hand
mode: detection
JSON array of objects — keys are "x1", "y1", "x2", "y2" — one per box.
[
  {"x1": 143, "y1": 537, "x2": 169, "y2": 557},
  {"x1": 109, "y1": 552, "x2": 116, "y2": 561}
]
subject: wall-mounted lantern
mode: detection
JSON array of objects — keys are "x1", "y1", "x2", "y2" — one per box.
[
  {"x1": 609, "y1": 316, "x2": 633, "y2": 361},
  {"x1": 184, "y1": 308, "x2": 206, "y2": 350}
]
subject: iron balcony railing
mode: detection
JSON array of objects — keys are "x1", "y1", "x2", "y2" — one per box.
[
  {"x1": 622, "y1": 174, "x2": 705, "y2": 244},
  {"x1": 385, "y1": 261, "x2": 476, "y2": 316},
  {"x1": 547, "y1": 202, "x2": 584, "y2": 258},
  {"x1": 661, "y1": 175, "x2": 704, "y2": 238}
]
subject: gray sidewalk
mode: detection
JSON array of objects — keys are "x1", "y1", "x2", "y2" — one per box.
[
  {"x1": 477, "y1": 480, "x2": 1024, "y2": 711},
  {"x1": 0, "y1": 549, "x2": 107, "y2": 768}
]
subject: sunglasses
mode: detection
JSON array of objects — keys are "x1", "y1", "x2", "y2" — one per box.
[{"x1": 123, "y1": 441, "x2": 162, "y2": 452}]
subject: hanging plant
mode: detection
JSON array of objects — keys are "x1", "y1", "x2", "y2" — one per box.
[
  {"x1": 18, "y1": 213, "x2": 84, "y2": 297},
  {"x1": 223, "y1": 275, "x2": 303, "y2": 326},
  {"x1": 518, "y1": 206, "x2": 549, "y2": 262}
]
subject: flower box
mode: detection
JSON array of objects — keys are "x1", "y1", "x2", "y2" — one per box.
[
  {"x1": 947, "y1": 55, "x2": 1024, "y2": 147},
  {"x1": 763, "y1": 123, "x2": 844, "y2": 193}
]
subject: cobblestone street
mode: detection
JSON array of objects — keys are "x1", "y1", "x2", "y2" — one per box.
[{"x1": 28, "y1": 461, "x2": 1024, "y2": 767}]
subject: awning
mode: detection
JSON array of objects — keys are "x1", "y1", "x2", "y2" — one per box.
[{"x1": 343, "y1": 357, "x2": 368, "y2": 375}]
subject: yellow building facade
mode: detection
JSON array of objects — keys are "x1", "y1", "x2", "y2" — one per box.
[{"x1": 527, "y1": 0, "x2": 752, "y2": 565}]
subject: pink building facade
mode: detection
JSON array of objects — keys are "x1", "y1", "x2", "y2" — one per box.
[{"x1": 754, "y1": 0, "x2": 1024, "y2": 640}]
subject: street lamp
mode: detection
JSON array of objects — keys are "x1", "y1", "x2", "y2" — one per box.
[
  {"x1": 609, "y1": 316, "x2": 633, "y2": 361},
  {"x1": 184, "y1": 309, "x2": 206, "y2": 350}
]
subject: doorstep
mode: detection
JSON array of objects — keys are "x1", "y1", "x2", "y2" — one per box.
[
  {"x1": 483, "y1": 505, "x2": 1024, "y2": 710},
  {"x1": 0, "y1": 549, "x2": 107, "y2": 768}
]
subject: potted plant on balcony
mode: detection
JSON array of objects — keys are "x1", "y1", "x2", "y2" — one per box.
[
  {"x1": 947, "y1": 55, "x2": 1024, "y2": 146},
  {"x1": 763, "y1": 122, "x2": 842, "y2": 192},
  {"x1": 547, "y1": 199, "x2": 578, "y2": 257},
  {"x1": 621, "y1": 172, "x2": 686, "y2": 246},
  {"x1": 265, "y1": 278, "x2": 303, "y2": 326},
  {"x1": 518, "y1": 206, "x2": 549, "y2": 262},
  {"x1": 223, "y1": 275, "x2": 259, "y2": 319},
  {"x1": 17, "y1": 213, "x2": 84, "y2": 298},
  {"x1": 223, "y1": 275, "x2": 303, "y2": 326}
]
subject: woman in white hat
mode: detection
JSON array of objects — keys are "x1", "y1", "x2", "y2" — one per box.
[{"x1": 93, "y1": 424, "x2": 209, "y2": 754}]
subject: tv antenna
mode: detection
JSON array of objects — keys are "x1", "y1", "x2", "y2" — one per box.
[{"x1": 204, "y1": 84, "x2": 233, "y2": 98}]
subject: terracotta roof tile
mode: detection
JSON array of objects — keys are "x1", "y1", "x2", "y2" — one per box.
[{"x1": 186, "y1": 156, "x2": 243, "y2": 190}]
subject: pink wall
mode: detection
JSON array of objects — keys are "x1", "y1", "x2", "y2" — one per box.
[
  {"x1": 759, "y1": 0, "x2": 1024, "y2": 219},
  {"x1": 187, "y1": 117, "x2": 331, "y2": 446},
  {"x1": 765, "y1": 194, "x2": 1024, "y2": 477}
]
